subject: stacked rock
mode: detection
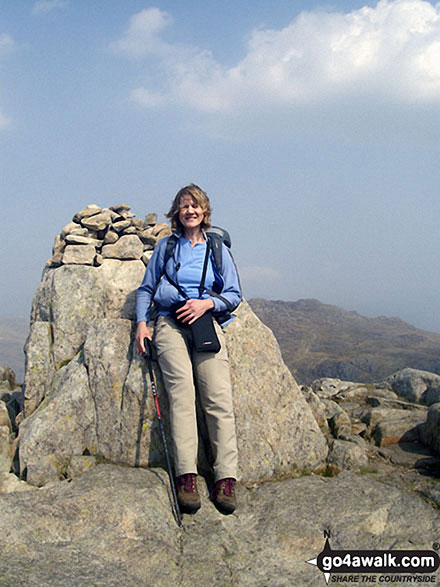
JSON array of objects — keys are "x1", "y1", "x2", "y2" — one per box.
[{"x1": 48, "y1": 204, "x2": 172, "y2": 268}]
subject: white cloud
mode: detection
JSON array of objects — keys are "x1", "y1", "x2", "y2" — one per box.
[
  {"x1": 111, "y1": 7, "x2": 172, "y2": 58},
  {"x1": 0, "y1": 33, "x2": 15, "y2": 54},
  {"x1": 130, "y1": 87, "x2": 166, "y2": 108},
  {"x1": 115, "y1": 0, "x2": 440, "y2": 114},
  {"x1": 32, "y1": 0, "x2": 68, "y2": 15}
]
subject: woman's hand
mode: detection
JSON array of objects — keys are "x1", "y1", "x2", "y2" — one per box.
[
  {"x1": 136, "y1": 321, "x2": 152, "y2": 355},
  {"x1": 176, "y1": 298, "x2": 214, "y2": 325}
]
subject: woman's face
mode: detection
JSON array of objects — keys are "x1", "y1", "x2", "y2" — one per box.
[{"x1": 178, "y1": 194, "x2": 204, "y2": 232}]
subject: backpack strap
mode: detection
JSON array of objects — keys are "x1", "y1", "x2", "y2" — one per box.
[
  {"x1": 202, "y1": 234, "x2": 235, "y2": 310},
  {"x1": 206, "y1": 232, "x2": 222, "y2": 273},
  {"x1": 164, "y1": 238, "x2": 211, "y2": 301},
  {"x1": 164, "y1": 232, "x2": 222, "y2": 275},
  {"x1": 161, "y1": 233, "x2": 179, "y2": 278},
  {"x1": 205, "y1": 233, "x2": 240, "y2": 313},
  {"x1": 161, "y1": 232, "x2": 238, "y2": 314}
]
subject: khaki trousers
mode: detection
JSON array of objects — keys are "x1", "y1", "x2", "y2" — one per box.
[{"x1": 153, "y1": 314, "x2": 238, "y2": 481}]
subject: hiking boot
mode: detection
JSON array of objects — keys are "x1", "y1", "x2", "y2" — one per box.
[
  {"x1": 176, "y1": 473, "x2": 201, "y2": 514},
  {"x1": 210, "y1": 478, "x2": 236, "y2": 514}
]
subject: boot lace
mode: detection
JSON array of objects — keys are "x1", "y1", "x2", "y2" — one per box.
[
  {"x1": 178, "y1": 473, "x2": 196, "y2": 493},
  {"x1": 211, "y1": 478, "x2": 235, "y2": 499}
]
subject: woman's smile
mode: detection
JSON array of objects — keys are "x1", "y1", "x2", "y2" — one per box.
[{"x1": 179, "y1": 195, "x2": 204, "y2": 229}]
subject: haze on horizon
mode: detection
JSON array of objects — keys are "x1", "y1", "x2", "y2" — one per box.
[{"x1": 1, "y1": 0, "x2": 440, "y2": 334}]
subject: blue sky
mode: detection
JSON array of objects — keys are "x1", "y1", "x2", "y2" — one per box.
[{"x1": 1, "y1": 0, "x2": 440, "y2": 333}]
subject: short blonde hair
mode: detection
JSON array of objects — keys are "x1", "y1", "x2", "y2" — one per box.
[{"x1": 166, "y1": 184, "x2": 212, "y2": 231}]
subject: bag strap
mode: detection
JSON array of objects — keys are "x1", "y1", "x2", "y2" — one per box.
[
  {"x1": 165, "y1": 273, "x2": 188, "y2": 300},
  {"x1": 198, "y1": 239, "x2": 211, "y2": 298},
  {"x1": 164, "y1": 239, "x2": 211, "y2": 301},
  {"x1": 204, "y1": 288, "x2": 234, "y2": 312}
]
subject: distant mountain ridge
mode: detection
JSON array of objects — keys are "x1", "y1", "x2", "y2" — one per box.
[
  {"x1": 3, "y1": 299, "x2": 440, "y2": 387},
  {"x1": 248, "y1": 298, "x2": 440, "y2": 385}
]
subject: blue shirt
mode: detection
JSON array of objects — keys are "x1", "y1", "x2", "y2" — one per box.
[
  {"x1": 174, "y1": 238, "x2": 215, "y2": 300},
  {"x1": 136, "y1": 234, "x2": 242, "y2": 324}
]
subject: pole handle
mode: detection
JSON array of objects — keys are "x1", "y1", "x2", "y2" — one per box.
[{"x1": 144, "y1": 337, "x2": 153, "y2": 359}]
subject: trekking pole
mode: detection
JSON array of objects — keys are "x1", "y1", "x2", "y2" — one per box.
[{"x1": 143, "y1": 338, "x2": 182, "y2": 527}]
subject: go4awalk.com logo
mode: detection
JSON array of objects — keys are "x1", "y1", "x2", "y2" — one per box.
[{"x1": 307, "y1": 534, "x2": 440, "y2": 584}]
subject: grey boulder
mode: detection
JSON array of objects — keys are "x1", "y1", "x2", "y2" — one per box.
[
  {"x1": 386, "y1": 367, "x2": 440, "y2": 405},
  {"x1": 0, "y1": 464, "x2": 438, "y2": 586},
  {"x1": 420, "y1": 403, "x2": 440, "y2": 455},
  {"x1": 20, "y1": 258, "x2": 327, "y2": 486}
]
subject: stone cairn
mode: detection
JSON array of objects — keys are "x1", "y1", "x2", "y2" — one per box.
[{"x1": 47, "y1": 204, "x2": 172, "y2": 268}]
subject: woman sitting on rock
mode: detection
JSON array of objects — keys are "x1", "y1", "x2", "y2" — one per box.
[{"x1": 135, "y1": 184, "x2": 241, "y2": 515}]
